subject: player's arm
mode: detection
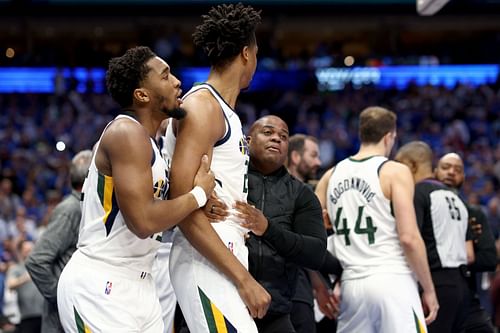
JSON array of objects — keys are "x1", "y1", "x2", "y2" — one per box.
[
  {"x1": 315, "y1": 167, "x2": 334, "y2": 229},
  {"x1": 99, "y1": 118, "x2": 214, "y2": 239},
  {"x1": 466, "y1": 240, "x2": 475, "y2": 264},
  {"x1": 315, "y1": 168, "x2": 333, "y2": 209},
  {"x1": 383, "y1": 161, "x2": 439, "y2": 324},
  {"x1": 170, "y1": 93, "x2": 270, "y2": 318},
  {"x1": 468, "y1": 208, "x2": 497, "y2": 272}
]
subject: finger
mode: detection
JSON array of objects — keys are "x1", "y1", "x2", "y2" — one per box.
[
  {"x1": 425, "y1": 311, "x2": 436, "y2": 325},
  {"x1": 200, "y1": 154, "x2": 210, "y2": 172},
  {"x1": 248, "y1": 305, "x2": 257, "y2": 318},
  {"x1": 323, "y1": 303, "x2": 335, "y2": 319},
  {"x1": 258, "y1": 302, "x2": 269, "y2": 319},
  {"x1": 235, "y1": 201, "x2": 253, "y2": 212}
]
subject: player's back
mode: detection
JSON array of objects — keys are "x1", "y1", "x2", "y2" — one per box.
[{"x1": 327, "y1": 156, "x2": 411, "y2": 280}]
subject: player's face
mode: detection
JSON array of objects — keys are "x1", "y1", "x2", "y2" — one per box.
[
  {"x1": 249, "y1": 117, "x2": 289, "y2": 169},
  {"x1": 297, "y1": 139, "x2": 321, "y2": 180},
  {"x1": 242, "y1": 42, "x2": 258, "y2": 90},
  {"x1": 145, "y1": 57, "x2": 185, "y2": 119},
  {"x1": 435, "y1": 155, "x2": 464, "y2": 189}
]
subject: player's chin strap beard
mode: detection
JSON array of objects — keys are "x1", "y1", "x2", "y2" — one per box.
[{"x1": 164, "y1": 107, "x2": 187, "y2": 120}]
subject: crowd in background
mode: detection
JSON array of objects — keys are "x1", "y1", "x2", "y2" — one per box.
[{"x1": 0, "y1": 74, "x2": 500, "y2": 329}]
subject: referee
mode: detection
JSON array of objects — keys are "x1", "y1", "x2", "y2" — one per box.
[{"x1": 396, "y1": 141, "x2": 475, "y2": 333}]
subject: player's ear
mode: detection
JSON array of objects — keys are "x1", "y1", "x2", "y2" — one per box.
[
  {"x1": 241, "y1": 45, "x2": 250, "y2": 63},
  {"x1": 246, "y1": 135, "x2": 252, "y2": 144},
  {"x1": 291, "y1": 150, "x2": 301, "y2": 165},
  {"x1": 133, "y1": 88, "x2": 150, "y2": 103}
]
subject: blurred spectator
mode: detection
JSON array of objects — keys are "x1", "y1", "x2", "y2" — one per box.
[
  {"x1": 6, "y1": 240, "x2": 44, "y2": 333},
  {"x1": 25, "y1": 149, "x2": 92, "y2": 333}
]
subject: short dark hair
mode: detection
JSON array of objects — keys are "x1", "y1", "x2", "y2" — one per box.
[
  {"x1": 359, "y1": 106, "x2": 397, "y2": 144},
  {"x1": 105, "y1": 46, "x2": 156, "y2": 108},
  {"x1": 193, "y1": 3, "x2": 261, "y2": 69},
  {"x1": 395, "y1": 141, "x2": 433, "y2": 167},
  {"x1": 287, "y1": 134, "x2": 318, "y2": 161}
]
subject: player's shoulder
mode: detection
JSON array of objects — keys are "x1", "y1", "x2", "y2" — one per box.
[
  {"x1": 379, "y1": 159, "x2": 411, "y2": 176},
  {"x1": 104, "y1": 116, "x2": 148, "y2": 141},
  {"x1": 183, "y1": 87, "x2": 220, "y2": 113}
]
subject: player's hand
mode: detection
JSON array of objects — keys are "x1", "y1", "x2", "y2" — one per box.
[
  {"x1": 314, "y1": 283, "x2": 338, "y2": 319},
  {"x1": 234, "y1": 201, "x2": 268, "y2": 236},
  {"x1": 421, "y1": 289, "x2": 439, "y2": 325},
  {"x1": 203, "y1": 193, "x2": 229, "y2": 222},
  {"x1": 193, "y1": 155, "x2": 215, "y2": 198},
  {"x1": 237, "y1": 276, "x2": 271, "y2": 319}
]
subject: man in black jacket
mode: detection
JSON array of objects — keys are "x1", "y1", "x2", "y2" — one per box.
[
  {"x1": 435, "y1": 152, "x2": 497, "y2": 333},
  {"x1": 206, "y1": 115, "x2": 329, "y2": 333}
]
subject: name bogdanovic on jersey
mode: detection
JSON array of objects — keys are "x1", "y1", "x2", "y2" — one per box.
[{"x1": 329, "y1": 177, "x2": 376, "y2": 205}]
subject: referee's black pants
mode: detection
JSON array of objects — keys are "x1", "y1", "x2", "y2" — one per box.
[{"x1": 428, "y1": 268, "x2": 471, "y2": 333}]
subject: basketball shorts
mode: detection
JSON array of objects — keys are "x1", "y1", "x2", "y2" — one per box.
[
  {"x1": 337, "y1": 273, "x2": 427, "y2": 333},
  {"x1": 169, "y1": 223, "x2": 258, "y2": 333},
  {"x1": 153, "y1": 235, "x2": 176, "y2": 333},
  {"x1": 57, "y1": 250, "x2": 164, "y2": 333}
]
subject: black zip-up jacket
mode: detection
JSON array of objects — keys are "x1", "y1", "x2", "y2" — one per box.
[{"x1": 246, "y1": 164, "x2": 327, "y2": 315}]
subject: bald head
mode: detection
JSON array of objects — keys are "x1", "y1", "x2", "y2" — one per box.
[
  {"x1": 435, "y1": 153, "x2": 464, "y2": 189},
  {"x1": 395, "y1": 141, "x2": 433, "y2": 178},
  {"x1": 249, "y1": 115, "x2": 288, "y2": 136},
  {"x1": 71, "y1": 150, "x2": 92, "y2": 190}
]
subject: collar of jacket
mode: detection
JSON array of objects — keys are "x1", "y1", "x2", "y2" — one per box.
[{"x1": 248, "y1": 162, "x2": 288, "y2": 179}]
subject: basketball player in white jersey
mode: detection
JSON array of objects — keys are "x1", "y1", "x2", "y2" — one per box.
[
  {"x1": 164, "y1": 4, "x2": 270, "y2": 332},
  {"x1": 315, "y1": 106, "x2": 439, "y2": 333},
  {"x1": 56, "y1": 46, "x2": 215, "y2": 332}
]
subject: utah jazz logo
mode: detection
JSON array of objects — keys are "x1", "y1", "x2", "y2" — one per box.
[
  {"x1": 239, "y1": 137, "x2": 249, "y2": 157},
  {"x1": 153, "y1": 170, "x2": 169, "y2": 200}
]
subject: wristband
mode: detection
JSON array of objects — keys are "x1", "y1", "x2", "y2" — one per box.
[{"x1": 190, "y1": 186, "x2": 207, "y2": 208}]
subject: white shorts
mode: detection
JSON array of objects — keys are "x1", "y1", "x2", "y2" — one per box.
[
  {"x1": 337, "y1": 273, "x2": 427, "y2": 333},
  {"x1": 57, "y1": 250, "x2": 164, "y2": 333},
  {"x1": 169, "y1": 223, "x2": 257, "y2": 333},
  {"x1": 153, "y1": 238, "x2": 176, "y2": 333}
]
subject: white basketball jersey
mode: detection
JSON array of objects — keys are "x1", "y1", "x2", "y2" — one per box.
[
  {"x1": 163, "y1": 83, "x2": 250, "y2": 234},
  {"x1": 77, "y1": 114, "x2": 168, "y2": 274},
  {"x1": 326, "y1": 156, "x2": 411, "y2": 280}
]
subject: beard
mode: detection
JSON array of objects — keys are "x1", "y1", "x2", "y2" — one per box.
[
  {"x1": 162, "y1": 106, "x2": 187, "y2": 120},
  {"x1": 298, "y1": 162, "x2": 318, "y2": 182}
]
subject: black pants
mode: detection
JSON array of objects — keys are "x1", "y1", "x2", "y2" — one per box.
[
  {"x1": 255, "y1": 313, "x2": 296, "y2": 333},
  {"x1": 16, "y1": 317, "x2": 41, "y2": 333},
  {"x1": 460, "y1": 297, "x2": 495, "y2": 333},
  {"x1": 316, "y1": 316, "x2": 337, "y2": 333},
  {"x1": 428, "y1": 269, "x2": 470, "y2": 333},
  {"x1": 291, "y1": 301, "x2": 316, "y2": 333}
]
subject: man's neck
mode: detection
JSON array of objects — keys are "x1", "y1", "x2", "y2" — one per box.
[
  {"x1": 414, "y1": 169, "x2": 434, "y2": 183},
  {"x1": 206, "y1": 67, "x2": 241, "y2": 108},
  {"x1": 352, "y1": 144, "x2": 386, "y2": 160}
]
